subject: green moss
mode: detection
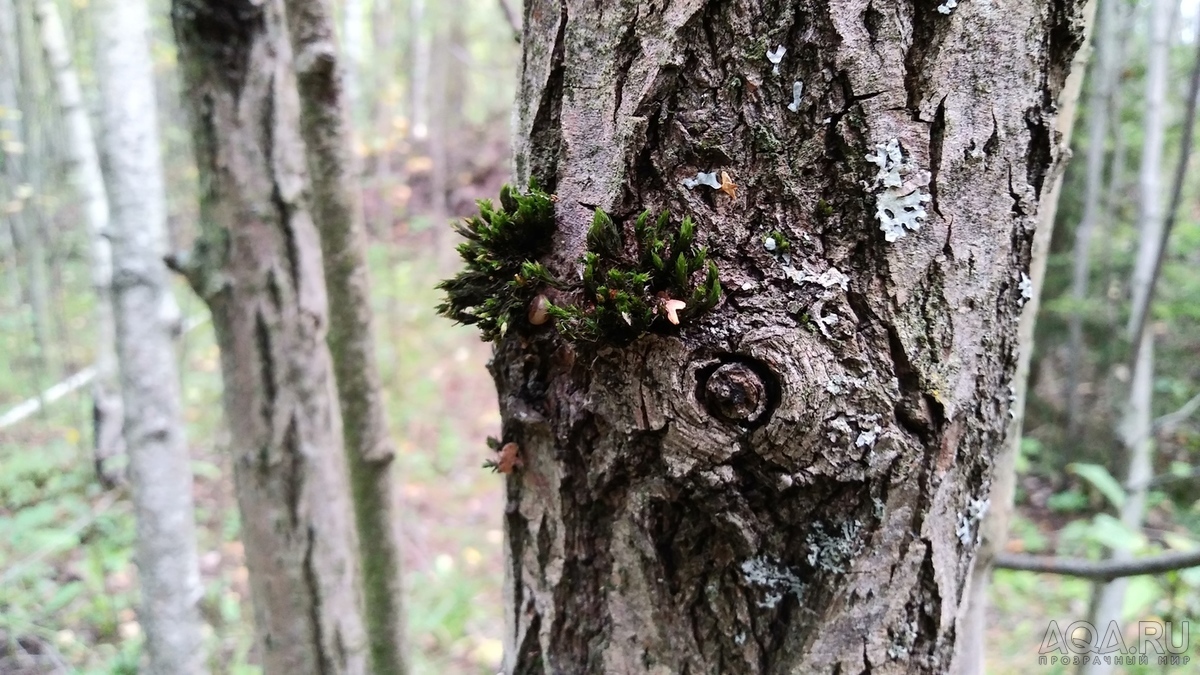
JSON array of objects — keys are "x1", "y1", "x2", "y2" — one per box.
[
  {"x1": 765, "y1": 230, "x2": 790, "y2": 252},
  {"x1": 815, "y1": 199, "x2": 834, "y2": 219},
  {"x1": 438, "y1": 185, "x2": 721, "y2": 346},
  {"x1": 436, "y1": 181, "x2": 556, "y2": 341},
  {"x1": 549, "y1": 208, "x2": 720, "y2": 345}
]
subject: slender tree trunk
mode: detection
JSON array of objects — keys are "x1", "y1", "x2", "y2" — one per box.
[
  {"x1": 13, "y1": 0, "x2": 55, "y2": 408},
  {"x1": 170, "y1": 1, "x2": 369, "y2": 672},
  {"x1": 1084, "y1": 1, "x2": 1175, "y2": 669},
  {"x1": 491, "y1": 1, "x2": 1087, "y2": 672},
  {"x1": 92, "y1": 1, "x2": 207, "y2": 671},
  {"x1": 1, "y1": 0, "x2": 25, "y2": 312},
  {"x1": 32, "y1": 0, "x2": 124, "y2": 486},
  {"x1": 957, "y1": 1, "x2": 1097, "y2": 670},
  {"x1": 407, "y1": 0, "x2": 429, "y2": 140},
  {"x1": 280, "y1": 1, "x2": 409, "y2": 672},
  {"x1": 1065, "y1": 0, "x2": 1120, "y2": 438}
]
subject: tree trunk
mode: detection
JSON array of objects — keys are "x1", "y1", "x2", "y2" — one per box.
[
  {"x1": 1085, "y1": 1, "x2": 1178, "y2": 667},
  {"x1": 31, "y1": 0, "x2": 124, "y2": 486},
  {"x1": 491, "y1": 1, "x2": 1088, "y2": 672},
  {"x1": 92, "y1": 0, "x2": 208, "y2": 672},
  {"x1": 1065, "y1": 0, "x2": 1120, "y2": 438},
  {"x1": 280, "y1": 1, "x2": 410, "y2": 672},
  {"x1": 956, "y1": 1, "x2": 1097, "y2": 671},
  {"x1": 170, "y1": 1, "x2": 369, "y2": 672}
]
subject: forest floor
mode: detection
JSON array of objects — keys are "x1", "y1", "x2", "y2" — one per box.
[{"x1": 0, "y1": 206, "x2": 1196, "y2": 674}]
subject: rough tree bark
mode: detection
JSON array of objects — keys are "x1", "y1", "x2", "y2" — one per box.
[
  {"x1": 92, "y1": 0, "x2": 207, "y2": 671},
  {"x1": 495, "y1": 1, "x2": 1087, "y2": 672},
  {"x1": 280, "y1": 1, "x2": 409, "y2": 672},
  {"x1": 31, "y1": 0, "x2": 124, "y2": 486},
  {"x1": 170, "y1": 1, "x2": 369, "y2": 672}
]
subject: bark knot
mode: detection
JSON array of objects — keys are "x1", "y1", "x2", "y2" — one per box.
[{"x1": 703, "y1": 362, "x2": 768, "y2": 425}]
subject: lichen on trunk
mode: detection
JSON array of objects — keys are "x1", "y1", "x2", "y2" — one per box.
[{"x1": 469, "y1": 0, "x2": 1088, "y2": 672}]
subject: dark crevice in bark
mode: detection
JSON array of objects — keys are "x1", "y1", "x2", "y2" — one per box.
[
  {"x1": 283, "y1": 413, "x2": 302, "y2": 529},
  {"x1": 901, "y1": 0, "x2": 947, "y2": 121},
  {"x1": 611, "y1": 4, "x2": 641, "y2": 125},
  {"x1": 254, "y1": 309, "x2": 275, "y2": 424},
  {"x1": 1024, "y1": 106, "x2": 1052, "y2": 199},
  {"x1": 928, "y1": 96, "x2": 946, "y2": 217},
  {"x1": 302, "y1": 525, "x2": 333, "y2": 675},
  {"x1": 863, "y1": 1, "x2": 884, "y2": 47},
  {"x1": 527, "y1": 0, "x2": 568, "y2": 191}
]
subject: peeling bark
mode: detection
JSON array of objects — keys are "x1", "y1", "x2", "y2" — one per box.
[
  {"x1": 497, "y1": 1, "x2": 1088, "y2": 672},
  {"x1": 170, "y1": 1, "x2": 368, "y2": 672}
]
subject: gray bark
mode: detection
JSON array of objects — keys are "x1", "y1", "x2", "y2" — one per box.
[
  {"x1": 1084, "y1": 1, "x2": 1176, "y2": 670},
  {"x1": 1065, "y1": 0, "x2": 1120, "y2": 437},
  {"x1": 957, "y1": 2, "x2": 1097, "y2": 671},
  {"x1": 280, "y1": 1, "x2": 409, "y2": 672},
  {"x1": 32, "y1": 0, "x2": 124, "y2": 486},
  {"x1": 496, "y1": 1, "x2": 1088, "y2": 672},
  {"x1": 170, "y1": 1, "x2": 369, "y2": 672},
  {"x1": 92, "y1": 0, "x2": 208, "y2": 672}
]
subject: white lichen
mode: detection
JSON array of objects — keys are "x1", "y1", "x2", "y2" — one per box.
[
  {"x1": 787, "y1": 81, "x2": 804, "y2": 112},
  {"x1": 805, "y1": 521, "x2": 863, "y2": 574},
  {"x1": 766, "y1": 45, "x2": 786, "y2": 75},
  {"x1": 855, "y1": 427, "x2": 880, "y2": 448},
  {"x1": 956, "y1": 497, "x2": 991, "y2": 545},
  {"x1": 782, "y1": 264, "x2": 849, "y2": 291},
  {"x1": 1019, "y1": 272, "x2": 1033, "y2": 302},
  {"x1": 937, "y1": 0, "x2": 958, "y2": 14},
  {"x1": 740, "y1": 556, "x2": 804, "y2": 608},
  {"x1": 865, "y1": 139, "x2": 931, "y2": 243},
  {"x1": 682, "y1": 171, "x2": 721, "y2": 190}
]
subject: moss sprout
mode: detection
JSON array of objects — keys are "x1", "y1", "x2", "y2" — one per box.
[
  {"x1": 549, "y1": 207, "x2": 720, "y2": 344},
  {"x1": 438, "y1": 184, "x2": 721, "y2": 346},
  {"x1": 436, "y1": 181, "x2": 556, "y2": 341}
]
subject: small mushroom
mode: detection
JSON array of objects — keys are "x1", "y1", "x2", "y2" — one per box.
[{"x1": 528, "y1": 294, "x2": 550, "y2": 325}]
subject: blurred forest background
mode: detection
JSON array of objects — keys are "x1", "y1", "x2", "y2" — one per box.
[{"x1": 0, "y1": 0, "x2": 1198, "y2": 673}]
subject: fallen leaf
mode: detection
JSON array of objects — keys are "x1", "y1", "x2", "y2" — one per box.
[{"x1": 719, "y1": 171, "x2": 737, "y2": 199}]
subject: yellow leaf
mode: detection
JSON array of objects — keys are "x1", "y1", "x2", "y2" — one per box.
[{"x1": 65, "y1": 428, "x2": 81, "y2": 444}]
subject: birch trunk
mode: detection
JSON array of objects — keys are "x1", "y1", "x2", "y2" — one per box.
[
  {"x1": 170, "y1": 1, "x2": 369, "y2": 672},
  {"x1": 494, "y1": 1, "x2": 1088, "y2": 672},
  {"x1": 92, "y1": 0, "x2": 207, "y2": 671},
  {"x1": 31, "y1": 0, "x2": 124, "y2": 485},
  {"x1": 1083, "y1": 1, "x2": 1175, "y2": 670},
  {"x1": 1065, "y1": 0, "x2": 1121, "y2": 437},
  {"x1": 280, "y1": 1, "x2": 409, "y2": 672}
]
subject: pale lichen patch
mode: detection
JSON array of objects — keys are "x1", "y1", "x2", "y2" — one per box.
[{"x1": 865, "y1": 139, "x2": 931, "y2": 242}]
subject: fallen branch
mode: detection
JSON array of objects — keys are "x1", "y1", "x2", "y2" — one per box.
[
  {"x1": 994, "y1": 548, "x2": 1200, "y2": 581},
  {"x1": 0, "y1": 314, "x2": 210, "y2": 430}
]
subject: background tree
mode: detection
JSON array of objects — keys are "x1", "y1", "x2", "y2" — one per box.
[
  {"x1": 449, "y1": 0, "x2": 1088, "y2": 671},
  {"x1": 92, "y1": 0, "x2": 207, "y2": 671},
  {"x1": 32, "y1": 0, "x2": 124, "y2": 487},
  {"x1": 281, "y1": 0, "x2": 410, "y2": 671},
  {"x1": 170, "y1": 0, "x2": 368, "y2": 671}
]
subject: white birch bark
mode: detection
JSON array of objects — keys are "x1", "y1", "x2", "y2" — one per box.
[
  {"x1": 1084, "y1": 1, "x2": 1176, "y2": 670},
  {"x1": 92, "y1": 0, "x2": 207, "y2": 672},
  {"x1": 31, "y1": 0, "x2": 124, "y2": 485}
]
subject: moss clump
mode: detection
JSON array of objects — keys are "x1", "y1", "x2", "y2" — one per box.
[
  {"x1": 436, "y1": 182, "x2": 556, "y2": 341},
  {"x1": 547, "y1": 208, "x2": 720, "y2": 344},
  {"x1": 438, "y1": 185, "x2": 721, "y2": 345}
]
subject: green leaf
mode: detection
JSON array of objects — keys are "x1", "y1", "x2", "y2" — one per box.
[{"x1": 1069, "y1": 463, "x2": 1126, "y2": 509}]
